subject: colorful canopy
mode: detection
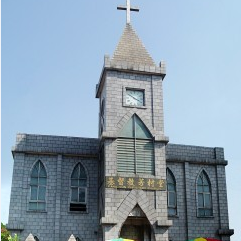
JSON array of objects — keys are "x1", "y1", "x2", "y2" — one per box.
[
  {"x1": 107, "y1": 239, "x2": 134, "y2": 241},
  {"x1": 188, "y1": 238, "x2": 221, "y2": 241}
]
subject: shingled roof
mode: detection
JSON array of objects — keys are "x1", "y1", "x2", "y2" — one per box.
[{"x1": 112, "y1": 23, "x2": 156, "y2": 66}]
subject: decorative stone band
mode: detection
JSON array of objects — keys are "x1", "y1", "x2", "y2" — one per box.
[
  {"x1": 6, "y1": 222, "x2": 24, "y2": 231},
  {"x1": 105, "y1": 176, "x2": 166, "y2": 191},
  {"x1": 156, "y1": 219, "x2": 173, "y2": 227},
  {"x1": 100, "y1": 217, "x2": 118, "y2": 225}
]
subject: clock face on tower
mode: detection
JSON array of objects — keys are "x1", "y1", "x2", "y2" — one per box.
[{"x1": 125, "y1": 89, "x2": 144, "y2": 107}]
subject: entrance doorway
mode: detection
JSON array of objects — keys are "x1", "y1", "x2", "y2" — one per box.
[{"x1": 120, "y1": 217, "x2": 152, "y2": 241}]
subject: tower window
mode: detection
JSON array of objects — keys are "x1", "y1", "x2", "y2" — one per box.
[
  {"x1": 117, "y1": 114, "x2": 154, "y2": 175},
  {"x1": 100, "y1": 98, "x2": 105, "y2": 134},
  {"x1": 29, "y1": 161, "x2": 47, "y2": 211},
  {"x1": 70, "y1": 163, "x2": 87, "y2": 212},
  {"x1": 167, "y1": 168, "x2": 177, "y2": 216},
  {"x1": 197, "y1": 171, "x2": 213, "y2": 217}
]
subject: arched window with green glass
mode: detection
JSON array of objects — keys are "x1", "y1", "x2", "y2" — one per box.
[
  {"x1": 70, "y1": 163, "x2": 87, "y2": 212},
  {"x1": 117, "y1": 114, "x2": 154, "y2": 175},
  {"x1": 29, "y1": 161, "x2": 47, "y2": 211},
  {"x1": 197, "y1": 170, "x2": 213, "y2": 217},
  {"x1": 167, "y1": 168, "x2": 177, "y2": 216}
]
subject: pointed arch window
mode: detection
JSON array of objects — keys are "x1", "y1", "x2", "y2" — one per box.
[
  {"x1": 167, "y1": 168, "x2": 177, "y2": 216},
  {"x1": 29, "y1": 161, "x2": 47, "y2": 211},
  {"x1": 197, "y1": 171, "x2": 213, "y2": 217},
  {"x1": 117, "y1": 114, "x2": 154, "y2": 175},
  {"x1": 70, "y1": 163, "x2": 87, "y2": 212},
  {"x1": 34, "y1": 236, "x2": 39, "y2": 241}
]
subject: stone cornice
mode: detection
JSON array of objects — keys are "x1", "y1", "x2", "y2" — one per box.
[
  {"x1": 166, "y1": 157, "x2": 228, "y2": 166},
  {"x1": 96, "y1": 55, "x2": 166, "y2": 98}
]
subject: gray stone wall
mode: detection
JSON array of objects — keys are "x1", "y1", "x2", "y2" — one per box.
[
  {"x1": 166, "y1": 144, "x2": 225, "y2": 162},
  {"x1": 166, "y1": 162, "x2": 187, "y2": 241},
  {"x1": 98, "y1": 69, "x2": 170, "y2": 241},
  {"x1": 100, "y1": 71, "x2": 165, "y2": 139},
  {"x1": 12, "y1": 133, "x2": 99, "y2": 156},
  {"x1": 166, "y1": 144, "x2": 231, "y2": 241},
  {"x1": 59, "y1": 156, "x2": 99, "y2": 241},
  {"x1": 8, "y1": 153, "x2": 58, "y2": 241},
  {"x1": 8, "y1": 134, "x2": 99, "y2": 241},
  {"x1": 8, "y1": 133, "x2": 232, "y2": 241}
]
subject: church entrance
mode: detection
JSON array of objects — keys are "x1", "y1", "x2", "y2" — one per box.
[
  {"x1": 119, "y1": 206, "x2": 153, "y2": 241},
  {"x1": 121, "y1": 223, "x2": 143, "y2": 241},
  {"x1": 120, "y1": 217, "x2": 152, "y2": 241}
]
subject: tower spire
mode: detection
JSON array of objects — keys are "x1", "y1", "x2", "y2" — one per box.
[{"x1": 117, "y1": 0, "x2": 139, "y2": 24}]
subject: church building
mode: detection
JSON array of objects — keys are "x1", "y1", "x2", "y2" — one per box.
[{"x1": 7, "y1": 1, "x2": 234, "y2": 241}]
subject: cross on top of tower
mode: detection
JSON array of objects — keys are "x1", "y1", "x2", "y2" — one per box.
[{"x1": 117, "y1": 0, "x2": 139, "y2": 24}]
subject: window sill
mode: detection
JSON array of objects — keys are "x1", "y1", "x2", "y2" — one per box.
[
  {"x1": 123, "y1": 104, "x2": 147, "y2": 109},
  {"x1": 27, "y1": 210, "x2": 47, "y2": 213},
  {"x1": 168, "y1": 214, "x2": 179, "y2": 218},
  {"x1": 68, "y1": 211, "x2": 89, "y2": 215},
  {"x1": 197, "y1": 215, "x2": 214, "y2": 218}
]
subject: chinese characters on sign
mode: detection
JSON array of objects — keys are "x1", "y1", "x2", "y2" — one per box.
[{"x1": 105, "y1": 176, "x2": 166, "y2": 191}]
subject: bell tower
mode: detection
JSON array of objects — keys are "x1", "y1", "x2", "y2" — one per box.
[{"x1": 96, "y1": 1, "x2": 172, "y2": 240}]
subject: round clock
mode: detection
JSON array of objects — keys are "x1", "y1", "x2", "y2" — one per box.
[{"x1": 126, "y1": 89, "x2": 144, "y2": 106}]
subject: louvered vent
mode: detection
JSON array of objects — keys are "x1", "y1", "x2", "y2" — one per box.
[
  {"x1": 117, "y1": 115, "x2": 155, "y2": 175},
  {"x1": 136, "y1": 139, "x2": 154, "y2": 174},
  {"x1": 117, "y1": 138, "x2": 135, "y2": 173}
]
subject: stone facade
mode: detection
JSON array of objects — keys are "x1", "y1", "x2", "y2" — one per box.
[
  {"x1": 7, "y1": 20, "x2": 233, "y2": 241},
  {"x1": 7, "y1": 134, "x2": 233, "y2": 241},
  {"x1": 166, "y1": 144, "x2": 231, "y2": 241},
  {"x1": 8, "y1": 134, "x2": 99, "y2": 241}
]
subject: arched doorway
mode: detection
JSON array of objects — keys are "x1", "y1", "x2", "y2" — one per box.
[{"x1": 119, "y1": 205, "x2": 153, "y2": 241}]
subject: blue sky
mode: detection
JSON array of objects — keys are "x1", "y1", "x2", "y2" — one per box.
[{"x1": 2, "y1": 0, "x2": 241, "y2": 240}]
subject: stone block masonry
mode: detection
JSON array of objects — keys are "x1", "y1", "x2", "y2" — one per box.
[
  {"x1": 8, "y1": 133, "x2": 233, "y2": 241},
  {"x1": 8, "y1": 133, "x2": 99, "y2": 241}
]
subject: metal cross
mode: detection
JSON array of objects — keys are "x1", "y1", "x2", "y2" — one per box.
[{"x1": 117, "y1": 0, "x2": 139, "y2": 24}]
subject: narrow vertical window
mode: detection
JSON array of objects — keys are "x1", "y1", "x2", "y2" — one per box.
[
  {"x1": 197, "y1": 171, "x2": 213, "y2": 217},
  {"x1": 117, "y1": 114, "x2": 154, "y2": 175},
  {"x1": 29, "y1": 161, "x2": 47, "y2": 211},
  {"x1": 70, "y1": 163, "x2": 87, "y2": 212},
  {"x1": 34, "y1": 236, "x2": 39, "y2": 241},
  {"x1": 167, "y1": 168, "x2": 177, "y2": 216},
  {"x1": 100, "y1": 98, "x2": 105, "y2": 135}
]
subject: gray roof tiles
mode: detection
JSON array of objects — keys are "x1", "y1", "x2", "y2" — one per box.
[{"x1": 112, "y1": 24, "x2": 156, "y2": 66}]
